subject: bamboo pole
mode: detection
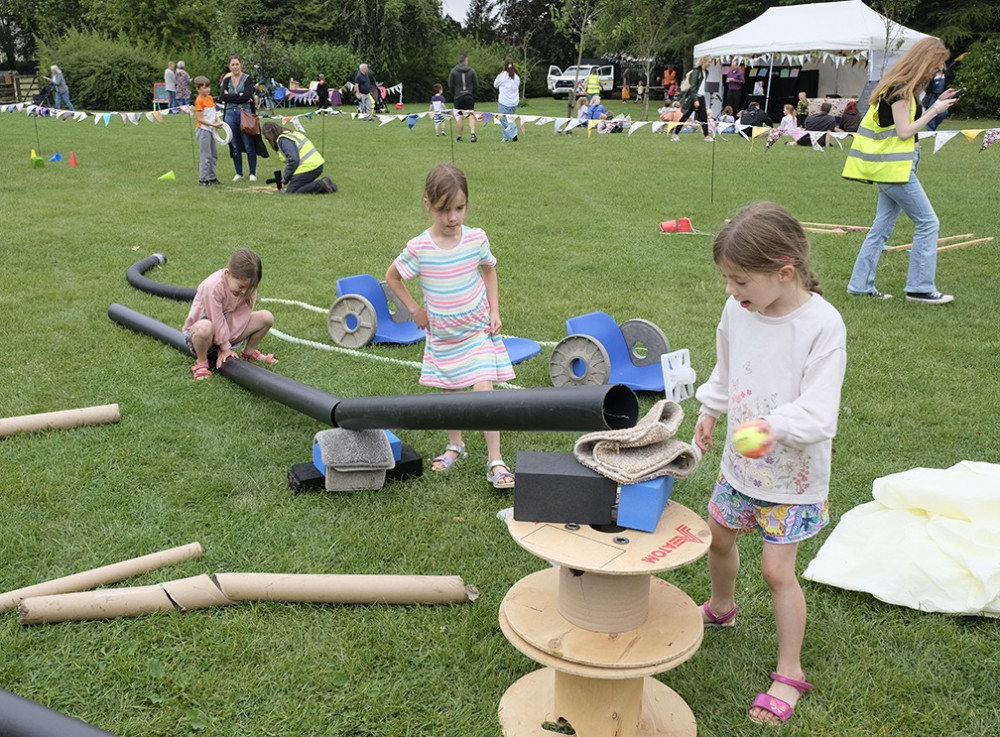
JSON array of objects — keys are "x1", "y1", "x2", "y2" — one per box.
[{"x1": 800, "y1": 221, "x2": 869, "y2": 230}]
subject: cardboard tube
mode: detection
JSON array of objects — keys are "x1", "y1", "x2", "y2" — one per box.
[
  {"x1": 213, "y1": 572, "x2": 478, "y2": 604},
  {"x1": 0, "y1": 688, "x2": 120, "y2": 737},
  {"x1": 0, "y1": 404, "x2": 120, "y2": 439},
  {"x1": 0, "y1": 542, "x2": 204, "y2": 613},
  {"x1": 19, "y1": 583, "x2": 177, "y2": 625}
]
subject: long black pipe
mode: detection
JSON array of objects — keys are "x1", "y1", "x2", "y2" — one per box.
[
  {"x1": 108, "y1": 304, "x2": 638, "y2": 431},
  {"x1": 126, "y1": 253, "x2": 196, "y2": 302},
  {"x1": 0, "y1": 689, "x2": 119, "y2": 737}
]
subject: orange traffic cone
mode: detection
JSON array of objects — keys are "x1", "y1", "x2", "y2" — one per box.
[{"x1": 69, "y1": 151, "x2": 78, "y2": 167}]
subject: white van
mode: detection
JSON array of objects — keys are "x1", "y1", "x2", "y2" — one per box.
[{"x1": 546, "y1": 64, "x2": 615, "y2": 98}]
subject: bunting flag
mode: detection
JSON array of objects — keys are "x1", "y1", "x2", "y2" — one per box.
[{"x1": 5, "y1": 101, "x2": 998, "y2": 155}]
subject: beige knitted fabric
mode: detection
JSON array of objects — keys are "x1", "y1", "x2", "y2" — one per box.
[{"x1": 573, "y1": 399, "x2": 699, "y2": 484}]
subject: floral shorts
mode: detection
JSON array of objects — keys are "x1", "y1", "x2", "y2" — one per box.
[{"x1": 708, "y1": 474, "x2": 829, "y2": 544}]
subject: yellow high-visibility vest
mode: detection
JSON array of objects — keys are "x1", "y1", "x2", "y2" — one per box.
[
  {"x1": 586, "y1": 73, "x2": 601, "y2": 96},
  {"x1": 842, "y1": 96, "x2": 916, "y2": 184},
  {"x1": 277, "y1": 131, "x2": 324, "y2": 175}
]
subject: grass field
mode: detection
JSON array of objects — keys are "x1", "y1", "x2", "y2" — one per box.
[{"x1": 1, "y1": 96, "x2": 998, "y2": 737}]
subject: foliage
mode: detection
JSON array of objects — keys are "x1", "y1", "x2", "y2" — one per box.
[
  {"x1": 952, "y1": 38, "x2": 1000, "y2": 118},
  {"x1": 464, "y1": 0, "x2": 499, "y2": 43},
  {"x1": 37, "y1": 30, "x2": 159, "y2": 110},
  {"x1": 430, "y1": 35, "x2": 507, "y2": 104},
  {"x1": 83, "y1": 0, "x2": 220, "y2": 53},
  {"x1": 909, "y1": 0, "x2": 1000, "y2": 49},
  {"x1": 496, "y1": 0, "x2": 575, "y2": 66}
]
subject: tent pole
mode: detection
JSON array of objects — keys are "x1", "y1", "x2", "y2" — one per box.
[{"x1": 764, "y1": 55, "x2": 773, "y2": 114}]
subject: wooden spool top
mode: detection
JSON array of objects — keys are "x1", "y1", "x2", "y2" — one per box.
[{"x1": 507, "y1": 501, "x2": 710, "y2": 575}]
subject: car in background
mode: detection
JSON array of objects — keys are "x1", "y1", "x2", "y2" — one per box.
[{"x1": 546, "y1": 64, "x2": 615, "y2": 98}]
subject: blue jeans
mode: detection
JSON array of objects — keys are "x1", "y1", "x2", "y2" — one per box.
[
  {"x1": 55, "y1": 90, "x2": 75, "y2": 111},
  {"x1": 497, "y1": 103, "x2": 518, "y2": 140},
  {"x1": 223, "y1": 107, "x2": 257, "y2": 177},
  {"x1": 847, "y1": 150, "x2": 940, "y2": 296}
]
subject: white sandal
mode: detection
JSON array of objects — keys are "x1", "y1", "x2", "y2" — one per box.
[
  {"x1": 487, "y1": 459, "x2": 515, "y2": 489},
  {"x1": 432, "y1": 443, "x2": 466, "y2": 471}
]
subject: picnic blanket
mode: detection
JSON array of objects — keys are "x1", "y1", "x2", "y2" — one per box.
[{"x1": 803, "y1": 461, "x2": 1000, "y2": 618}]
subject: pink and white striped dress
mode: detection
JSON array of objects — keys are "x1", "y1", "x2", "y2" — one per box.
[{"x1": 394, "y1": 226, "x2": 514, "y2": 389}]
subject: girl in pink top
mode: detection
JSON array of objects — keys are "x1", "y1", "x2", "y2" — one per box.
[
  {"x1": 183, "y1": 249, "x2": 277, "y2": 380},
  {"x1": 386, "y1": 163, "x2": 516, "y2": 489}
]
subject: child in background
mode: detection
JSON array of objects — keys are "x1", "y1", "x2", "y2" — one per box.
[
  {"x1": 385, "y1": 163, "x2": 516, "y2": 489},
  {"x1": 778, "y1": 103, "x2": 799, "y2": 144},
  {"x1": 694, "y1": 203, "x2": 847, "y2": 725},
  {"x1": 430, "y1": 83, "x2": 447, "y2": 136},
  {"x1": 636, "y1": 79, "x2": 645, "y2": 103},
  {"x1": 717, "y1": 105, "x2": 736, "y2": 133},
  {"x1": 796, "y1": 91, "x2": 809, "y2": 127},
  {"x1": 565, "y1": 95, "x2": 588, "y2": 134},
  {"x1": 183, "y1": 249, "x2": 278, "y2": 380},
  {"x1": 194, "y1": 76, "x2": 223, "y2": 186}
]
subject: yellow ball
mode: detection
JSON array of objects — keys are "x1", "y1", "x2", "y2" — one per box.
[{"x1": 733, "y1": 424, "x2": 768, "y2": 458}]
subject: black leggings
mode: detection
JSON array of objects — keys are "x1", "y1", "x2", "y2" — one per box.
[{"x1": 681, "y1": 96, "x2": 709, "y2": 137}]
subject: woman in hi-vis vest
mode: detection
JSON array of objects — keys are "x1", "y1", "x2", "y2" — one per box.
[{"x1": 842, "y1": 38, "x2": 961, "y2": 305}]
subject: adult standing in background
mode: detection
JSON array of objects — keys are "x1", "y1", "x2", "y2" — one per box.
[
  {"x1": 725, "y1": 61, "x2": 745, "y2": 115},
  {"x1": 585, "y1": 66, "x2": 601, "y2": 100},
  {"x1": 45, "y1": 65, "x2": 75, "y2": 111},
  {"x1": 843, "y1": 37, "x2": 961, "y2": 304},
  {"x1": 493, "y1": 57, "x2": 520, "y2": 143},
  {"x1": 679, "y1": 55, "x2": 713, "y2": 141},
  {"x1": 165, "y1": 61, "x2": 176, "y2": 109},
  {"x1": 449, "y1": 53, "x2": 478, "y2": 143},
  {"x1": 219, "y1": 53, "x2": 259, "y2": 182},
  {"x1": 174, "y1": 61, "x2": 191, "y2": 107},
  {"x1": 316, "y1": 73, "x2": 330, "y2": 110},
  {"x1": 355, "y1": 63, "x2": 373, "y2": 119}
]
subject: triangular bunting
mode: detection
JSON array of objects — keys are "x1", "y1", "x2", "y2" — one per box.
[{"x1": 934, "y1": 131, "x2": 959, "y2": 154}]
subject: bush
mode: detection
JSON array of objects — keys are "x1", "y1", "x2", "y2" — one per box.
[
  {"x1": 38, "y1": 30, "x2": 160, "y2": 111},
  {"x1": 953, "y1": 39, "x2": 1000, "y2": 119}
]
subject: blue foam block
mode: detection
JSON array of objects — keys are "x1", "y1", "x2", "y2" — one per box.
[
  {"x1": 617, "y1": 476, "x2": 675, "y2": 532},
  {"x1": 385, "y1": 430, "x2": 402, "y2": 461},
  {"x1": 312, "y1": 442, "x2": 326, "y2": 474}
]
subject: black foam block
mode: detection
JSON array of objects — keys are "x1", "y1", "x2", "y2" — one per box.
[
  {"x1": 513, "y1": 451, "x2": 616, "y2": 524},
  {"x1": 386, "y1": 444, "x2": 423, "y2": 482}
]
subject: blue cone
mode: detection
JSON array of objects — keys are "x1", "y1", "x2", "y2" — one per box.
[{"x1": 49, "y1": 153, "x2": 63, "y2": 162}]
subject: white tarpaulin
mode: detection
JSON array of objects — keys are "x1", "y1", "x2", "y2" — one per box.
[{"x1": 803, "y1": 461, "x2": 1000, "y2": 618}]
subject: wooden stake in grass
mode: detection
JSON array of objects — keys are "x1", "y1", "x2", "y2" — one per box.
[
  {"x1": 885, "y1": 233, "x2": 975, "y2": 252},
  {"x1": 800, "y1": 221, "x2": 869, "y2": 231},
  {"x1": 936, "y1": 236, "x2": 994, "y2": 252}
]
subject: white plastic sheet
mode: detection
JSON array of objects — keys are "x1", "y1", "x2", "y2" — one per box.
[{"x1": 803, "y1": 461, "x2": 1000, "y2": 617}]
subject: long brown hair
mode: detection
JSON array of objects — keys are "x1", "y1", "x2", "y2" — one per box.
[
  {"x1": 870, "y1": 37, "x2": 949, "y2": 106},
  {"x1": 424, "y1": 163, "x2": 468, "y2": 211},
  {"x1": 262, "y1": 121, "x2": 290, "y2": 151},
  {"x1": 226, "y1": 249, "x2": 263, "y2": 301},
  {"x1": 503, "y1": 57, "x2": 517, "y2": 80},
  {"x1": 713, "y1": 203, "x2": 822, "y2": 295}
]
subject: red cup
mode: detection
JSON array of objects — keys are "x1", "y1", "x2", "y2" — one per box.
[
  {"x1": 660, "y1": 220, "x2": 677, "y2": 233},
  {"x1": 678, "y1": 217, "x2": 692, "y2": 232}
]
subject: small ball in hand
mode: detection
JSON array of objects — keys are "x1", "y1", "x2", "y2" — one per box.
[{"x1": 733, "y1": 423, "x2": 769, "y2": 458}]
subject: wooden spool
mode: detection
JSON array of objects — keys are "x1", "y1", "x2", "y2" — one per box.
[{"x1": 498, "y1": 505, "x2": 710, "y2": 737}]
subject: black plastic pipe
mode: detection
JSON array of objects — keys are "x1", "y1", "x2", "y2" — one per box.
[
  {"x1": 0, "y1": 689, "x2": 119, "y2": 737},
  {"x1": 333, "y1": 385, "x2": 638, "y2": 431},
  {"x1": 108, "y1": 304, "x2": 639, "y2": 431},
  {"x1": 126, "y1": 253, "x2": 196, "y2": 302}
]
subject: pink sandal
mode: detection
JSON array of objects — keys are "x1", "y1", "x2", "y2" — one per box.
[
  {"x1": 702, "y1": 600, "x2": 737, "y2": 627},
  {"x1": 191, "y1": 362, "x2": 212, "y2": 380},
  {"x1": 749, "y1": 672, "x2": 813, "y2": 724},
  {"x1": 241, "y1": 349, "x2": 278, "y2": 364}
]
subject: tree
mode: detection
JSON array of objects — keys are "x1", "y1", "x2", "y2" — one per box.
[
  {"x1": 869, "y1": 0, "x2": 920, "y2": 77},
  {"x1": 595, "y1": 0, "x2": 682, "y2": 120},
  {"x1": 465, "y1": 0, "x2": 498, "y2": 43},
  {"x1": 551, "y1": 0, "x2": 604, "y2": 116},
  {"x1": 496, "y1": 0, "x2": 574, "y2": 65}
]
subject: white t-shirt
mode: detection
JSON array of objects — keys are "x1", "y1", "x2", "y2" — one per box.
[{"x1": 696, "y1": 293, "x2": 847, "y2": 506}]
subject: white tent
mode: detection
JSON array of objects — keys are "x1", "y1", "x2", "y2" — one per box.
[{"x1": 694, "y1": 0, "x2": 934, "y2": 103}]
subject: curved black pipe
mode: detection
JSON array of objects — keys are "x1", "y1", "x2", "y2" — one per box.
[
  {"x1": 0, "y1": 689, "x2": 119, "y2": 737},
  {"x1": 108, "y1": 304, "x2": 639, "y2": 431},
  {"x1": 126, "y1": 253, "x2": 196, "y2": 302}
]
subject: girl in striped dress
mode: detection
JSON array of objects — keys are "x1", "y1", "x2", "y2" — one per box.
[{"x1": 386, "y1": 163, "x2": 516, "y2": 488}]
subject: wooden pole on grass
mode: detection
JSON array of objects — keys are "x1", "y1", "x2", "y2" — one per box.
[{"x1": 884, "y1": 233, "x2": 975, "y2": 252}]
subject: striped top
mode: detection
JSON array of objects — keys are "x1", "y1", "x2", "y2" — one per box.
[{"x1": 393, "y1": 226, "x2": 513, "y2": 389}]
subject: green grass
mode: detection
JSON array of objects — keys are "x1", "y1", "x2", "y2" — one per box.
[{"x1": 1, "y1": 98, "x2": 998, "y2": 737}]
